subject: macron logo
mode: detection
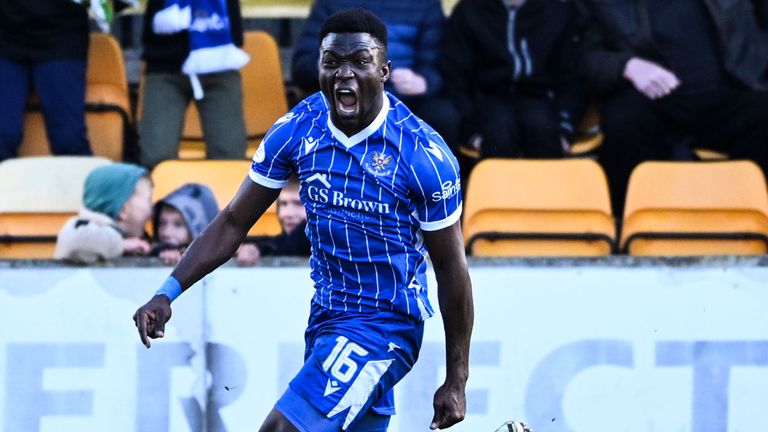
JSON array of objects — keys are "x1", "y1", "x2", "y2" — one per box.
[
  {"x1": 324, "y1": 379, "x2": 341, "y2": 397},
  {"x1": 426, "y1": 141, "x2": 444, "y2": 162},
  {"x1": 303, "y1": 136, "x2": 319, "y2": 155},
  {"x1": 307, "y1": 172, "x2": 331, "y2": 188}
]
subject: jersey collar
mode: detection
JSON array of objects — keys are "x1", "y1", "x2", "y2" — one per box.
[{"x1": 327, "y1": 93, "x2": 390, "y2": 149}]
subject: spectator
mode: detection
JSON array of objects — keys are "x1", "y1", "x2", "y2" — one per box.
[
  {"x1": 259, "y1": 176, "x2": 311, "y2": 257},
  {"x1": 54, "y1": 163, "x2": 152, "y2": 263},
  {"x1": 0, "y1": 0, "x2": 92, "y2": 161},
  {"x1": 577, "y1": 0, "x2": 768, "y2": 214},
  {"x1": 291, "y1": 0, "x2": 461, "y2": 153},
  {"x1": 151, "y1": 183, "x2": 260, "y2": 266},
  {"x1": 441, "y1": 0, "x2": 587, "y2": 160},
  {"x1": 138, "y1": 0, "x2": 249, "y2": 168}
]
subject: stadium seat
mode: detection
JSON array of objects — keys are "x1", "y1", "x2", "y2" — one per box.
[
  {"x1": 176, "y1": 30, "x2": 289, "y2": 159},
  {"x1": 620, "y1": 160, "x2": 768, "y2": 255},
  {"x1": 0, "y1": 156, "x2": 111, "y2": 258},
  {"x1": 570, "y1": 103, "x2": 603, "y2": 156},
  {"x1": 463, "y1": 159, "x2": 615, "y2": 256},
  {"x1": 458, "y1": 102, "x2": 603, "y2": 159},
  {"x1": 694, "y1": 148, "x2": 729, "y2": 161},
  {"x1": 237, "y1": 0, "x2": 460, "y2": 16},
  {"x1": 150, "y1": 160, "x2": 280, "y2": 238},
  {"x1": 19, "y1": 33, "x2": 130, "y2": 161}
]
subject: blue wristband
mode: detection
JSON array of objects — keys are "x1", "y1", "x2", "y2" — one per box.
[{"x1": 155, "y1": 276, "x2": 182, "y2": 303}]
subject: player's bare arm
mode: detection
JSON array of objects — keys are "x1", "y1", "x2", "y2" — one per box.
[
  {"x1": 133, "y1": 179, "x2": 280, "y2": 348},
  {"x1": 423, "y1": 220, "x2": 474, "y2": 430}
]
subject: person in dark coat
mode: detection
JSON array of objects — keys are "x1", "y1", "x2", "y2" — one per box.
[
  {"x1": 0, "y1": 0, "x2": 93, "y2": 161},
  {"x1": 577, "y1": 0, "x2": 768, "y2": 214},
  {"x1": 441, "y1": 0, "x2": 588, "y2": 160}
]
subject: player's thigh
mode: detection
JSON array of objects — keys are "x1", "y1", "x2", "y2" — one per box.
[
  {"x1": 283, "y1": 309, "x2": 422, "y2": 431},
  {"x1": 259, "y1": 407, "x2": 301, "y2": 432},
  {"x1": 292, "y1": 333, "x2": 403, "y2": 425},
  {"x1": 275, "y1": 384, "x2": 390, "y2": 432}
]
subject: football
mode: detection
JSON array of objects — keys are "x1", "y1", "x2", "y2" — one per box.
[{"x1": 494, "y1": 421, "x2": 533, "y2": 432}]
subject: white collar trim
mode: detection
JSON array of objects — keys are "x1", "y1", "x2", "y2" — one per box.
[{"x1": 327, "y1": 93, "x2": 389, "y2": 148}]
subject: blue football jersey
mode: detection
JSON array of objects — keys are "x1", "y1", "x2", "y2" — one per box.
[{"x1": 249, "y1": 92, "x2": 462, "y2": 320}]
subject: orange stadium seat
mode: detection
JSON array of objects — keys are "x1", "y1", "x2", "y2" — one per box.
[
  {"x1": 175, "y1": 30, "x2": 289, "y2": 160},
  {"x1": 620, "y1": 161, "x2": 768, "y2": 255},
  {"x1": 0, "y1": 156, "x2": 111, "y2": 258},
  {"x1": 570, "y1": 102, "x2": 603, "y2": 156},
  {"x1": 19, "y1": 33, "x2": 130, "y2": 161},
  {"x1": 237, "y1": 0, "x2": 461, "y2": 15},
  {"x1": 150, "y1": 160, "x2": 280, "y2": 238},
  {"x1": 694, "y1": 148, "x2": 729, "y2": 161},
  {"x1": 463, "y1": 159, "x2": 616, "y2": 256}
]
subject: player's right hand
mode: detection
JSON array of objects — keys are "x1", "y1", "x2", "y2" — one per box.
[{"x1": 133, "y1": 295, "x2": 172, "y2": 349}]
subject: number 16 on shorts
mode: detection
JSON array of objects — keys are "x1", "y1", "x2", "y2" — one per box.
[
  {"x1": 321, "y1": 336, "x2": 394, "y2": 427},
  {"x1": 323, "y1": 336, "x2": 371, "y2": 384}
]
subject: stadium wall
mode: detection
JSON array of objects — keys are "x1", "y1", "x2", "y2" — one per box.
[{"x1": 1, "y1": 257, "x2": 767, "y2": 432}]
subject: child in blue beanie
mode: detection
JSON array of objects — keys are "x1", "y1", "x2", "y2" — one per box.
[
  {"x1": 151, "y1": 183, "x2": 260, "y2": 265},
  {"x1": 54, "y1": 163, "x2": 153, "y2": 263}
]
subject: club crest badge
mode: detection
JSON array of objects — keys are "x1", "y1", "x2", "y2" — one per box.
[{"x1": 364, "y1": 151, "x2": 393, "y2": 177}]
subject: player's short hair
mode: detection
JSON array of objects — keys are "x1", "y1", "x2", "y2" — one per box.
[{"x1": 319, "y1": 8, "x2": 388, "y2": 49}]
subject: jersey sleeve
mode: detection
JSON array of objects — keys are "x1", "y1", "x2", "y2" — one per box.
[
  {"x1": 408, "y1": 135, "x2": 463, "y2": 231},
  {"x1": 249, "y1": 111, "x2": 301, "y2": 189}
]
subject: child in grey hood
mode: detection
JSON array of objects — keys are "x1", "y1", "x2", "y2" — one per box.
[{"x1": 152, "y1": 183, "x2": 259, "y2": 265}]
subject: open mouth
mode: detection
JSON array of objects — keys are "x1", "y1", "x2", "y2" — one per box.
[{"x1": 335, "y1": 88, "x2": 358, "y2": 115}]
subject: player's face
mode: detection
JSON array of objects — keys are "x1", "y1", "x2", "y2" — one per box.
[
  {"x1": 319, "y1": 32, "x2": 390, "y2": 136},
  {"x1": 157, "y1": 206, "x2": 192, "y2": 246},
  {"x1": 118, "y1": 177, "x2": 153, "y2": 238},
  {"x1": 277, "y1": 187, "x2": 306, "y2": 234}
]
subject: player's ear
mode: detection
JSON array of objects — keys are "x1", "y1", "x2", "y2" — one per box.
[{"x1": 381, "y1": 59, "x2": 391, "y2": 83}]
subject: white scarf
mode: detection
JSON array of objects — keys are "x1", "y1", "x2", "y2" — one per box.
[{"x1": 153, "y1": 0, "x2": 249, "y2": 99}]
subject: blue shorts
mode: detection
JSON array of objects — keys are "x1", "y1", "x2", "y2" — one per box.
[{"x1": 275, "y1": 302, "x2": 424, "y2": 431}]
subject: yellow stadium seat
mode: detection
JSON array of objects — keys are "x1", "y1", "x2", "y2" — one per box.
[
  {"x1": 178, "y1": 30, "x2": 289, "y2": 160},
  {"x1": 694, "y1": 148, "x2": 729, "y2": 161},
  {"x1": 459, "y1": 103, "x2": 603, "y2": 159},
  {"x1": 0, "y1": 156, "x2": 111, "y2": 258},
  {"x1": 463, "y1": 159, "x2": 615, "y2": 256},
  {"x1": 19, "y1": 33, "x2": 129, "y2": 161},
  {"x1": 620, "y1": 161, "x2": 768, "y2": 256},
  {"x1": 150, "y1": 160, "x2": 280, "y2": 238},
  {"x1": 570, "y1": 103, "x2": 603, "y2": 156},
  {"x1": 132, "y1": 1, "x2": 455, "y2": 19}
]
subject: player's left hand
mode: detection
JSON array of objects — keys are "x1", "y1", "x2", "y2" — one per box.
[
  {"x1": 430, "y1": 380, "x2": 466, "y2": 429},
  {"x1": 133, "y1": 295, "x2": 172, "y2": 349}
]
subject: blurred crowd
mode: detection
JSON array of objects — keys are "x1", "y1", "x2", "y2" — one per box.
[{"x1": 1, "y1": 0, "x2": 767, "y2": 261}]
